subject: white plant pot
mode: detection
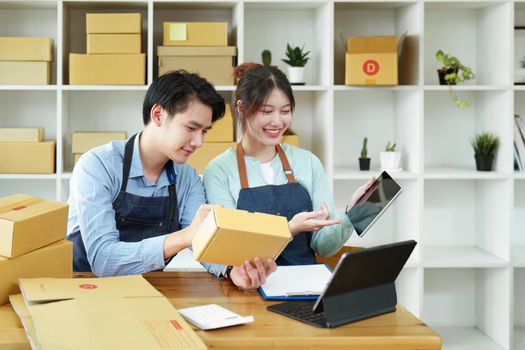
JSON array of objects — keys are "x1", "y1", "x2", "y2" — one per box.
[
  {"x1": 287, "y1": 67, "x2": 305, "y2": 84},
  {"x1": 379, "y1": 151, "x2": 401, "y2": 171}
]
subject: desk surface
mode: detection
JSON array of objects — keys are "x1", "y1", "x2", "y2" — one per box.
[{"x1": 0, "y1": 272, "x2": 441, "y2": 350}]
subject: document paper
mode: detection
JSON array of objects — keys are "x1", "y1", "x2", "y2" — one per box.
[{"x1": 259, "y1": 264, "x2": 332, "y2": 298}]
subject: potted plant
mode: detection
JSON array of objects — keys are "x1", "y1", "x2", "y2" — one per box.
[
  {"x1": 261, "y1": 49, "x2": 272, "y2": 66},
  {"x1": 358, "y1": 137, "x2": 370, "y2": 171},
  {"x1": 435, "y1": 49, "x2": 476, "y2": 109},
  {"x1": 282, "y1": 44, "x2": 310, "y2": 85},
  {"x1": 471, "y1": 131, "x2": 500, "y2": 171},
  {"x1": 380, "y1": 141, "x2": 401, "y2": 171}
]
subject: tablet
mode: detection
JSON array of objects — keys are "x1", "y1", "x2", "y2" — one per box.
[{"x1": 346, "y1": 171, "x2": 402, "y2": 237}]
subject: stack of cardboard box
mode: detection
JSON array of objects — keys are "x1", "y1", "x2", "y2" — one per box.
[
  {"x1": 0, "y1": 37, "x2": 53, "y2": 85},
  {"x1": 158, "y1": 22, "x2": 236, "y2": 85},
  {"x1": 0, "y1": 194, "x2": 72, "y2": 306},
  {"x1": 0, "y1": 128, "x2": 55, "y2": 174},
  {"x1": 72, "y1": 131, "x2": 128, "y2": 165},
  {"x1": 187, "y1": 104, "x2": 235, "y2": 173},
  {"x1": 70, "y1": 13, "x2": 145, "y2": 85}
]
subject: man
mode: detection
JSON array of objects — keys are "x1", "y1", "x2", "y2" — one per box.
[{"x1": 67, "y1": 71, "x2": 276, "y2": 289}]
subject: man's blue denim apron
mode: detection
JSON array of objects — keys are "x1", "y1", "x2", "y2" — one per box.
[
  {"x1": 235, "y1": 143, "x2": 316, "y2": 265},
  {"x1": 68, "y1": 134, "x2": 180, "y2": 272}
]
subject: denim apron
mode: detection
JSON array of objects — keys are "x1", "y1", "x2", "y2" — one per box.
[
  {"x1": 68, "y1": 134, "x2": 180, "y2": 272},
  {"x1": 235, "y1": 143, "x2": 316, "y2": 265}
]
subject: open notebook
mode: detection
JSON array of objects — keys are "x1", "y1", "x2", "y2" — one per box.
[{"x1": 259, "y1": 264, "x2": 332, "y2": 300}]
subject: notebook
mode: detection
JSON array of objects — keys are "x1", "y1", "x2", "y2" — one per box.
[
  {"x1": 259, "y1": 264, "x2": 332, "y2": 300},
  {"x1": 177, "y1": 304, "x2": 254, "y2": 330}
]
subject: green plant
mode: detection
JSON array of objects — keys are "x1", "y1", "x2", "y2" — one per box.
[
  {"x1": 435, "y1": 50, "x2": 476, "y2": 109},
  {"x1": 360, "y1": 137, "x2": 368, "y2": 158},
  {"x1": 385, "y1": 141, "x2": 397, "y2": 152},
  {"x1": 281, "y1": 44, "x2": 310, "y2": 67},
  {"x1": 470, "y1": 131, "x2": 500, "y2": 157},
  {"x1": 262, "y1": 49, "x2": 272, "y2": 66}
]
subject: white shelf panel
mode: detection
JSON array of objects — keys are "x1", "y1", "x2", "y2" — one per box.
[
  {"x1": 515, "y1": 328, "x2": 525, "y2": 350},
  {"x1": 424, "y1": 1, "x2": 508, "y2": 11},
  {"x1": 334, "y1": 1, "x2": 419, "y2": 9},
  {"x1": 514, "y1": 85, "x2": 525, "y2": 91},
  {"x1": 0, "y1": 1, "x2": 56, "y2": 9},
  {"x1": 62, "y1": 85, "x2": 148, "y2": 91},
  {"x1": 424, "y1": 85, "x2": 509, "y2": 91},
  {"x1": 333, "y1": 168, "x2": 418, "y2": 180},
  {"x1": 333, "y1": 85, "x2": 419, "y2": 91},
  {"x1": 61, "y1": 172, "x2": 73, "y2": 180},
  {"x1": 244, "y1": 1, "x2": 326, "y2": 10},
  {"x1": 513, "y1": 247, "x2": 525, "y2": 267},
  {"x1": 515, "y1": 172, "x2": 525, "y2": 180},
  {"x1": 0, "y1": 85, "x2": 57, "y2": 91},
  {"x1": 0, "y1": 174, "x2": 58, "y2": 180},
  {"x1": 424, "y1": 167, "x2": 509, "y2": 180},
  {"x1": 434, "y1": 327, "x2": 504, "y2": 350},
  {"x1": 292, "y1": 85, "x2": 329, "y2": 91},
  {"x1": 423, "y1": 247, "x2": 507, "y2": 268}
]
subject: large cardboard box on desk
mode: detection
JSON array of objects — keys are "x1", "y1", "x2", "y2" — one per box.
[
  {"x1": 0, "y1": 128, "x2": 44, "y2": 142},
  {"x1": 0, "y1": 140, "x2": 55, "y2": 173},
  {"x1": 0, "y1": 37, "x2": 53, "y2": 61},
  {"x1": 205, "y1": 103, "x2": 234, "y2": 142},
  {"x1": 192, "y1": 207, "x2": 292, "y2": 266},
  {"x1": 158, "y1": 46, "x2": 236, "y2": 85},
  {"x1": 16, "y1": 275, "x2": 207, "y2": 350},
  {"x1": 87, "y1": 34, "x2": 141, "y2": 54},
  {"x1": 163, "y1": 22, "x2": 228, "y2": 46},
  {"x1": 0, "y1": 61, "x2": 50, "y2": 85},
  {"x1": 187, "y1": 142, "x2": 235, "y2": 174},
  {"x1": 86, "y1": 13, "x2": 141, "y2": 34},
  {"x1": 72, "y1": 131, "x2": 127, "y2": 154},
  {"x1": 345, "y1": 35, "x2": 398, "y2": 86},
  {"x1": 0, "y1": 194, "x2": 68, "y2": 258},
  {"x1": 69, "y1": 53, "x2": 145, "y2": 85},
  {"x1": 0, "y1": 240, "x2": 72, "y2": 305}
]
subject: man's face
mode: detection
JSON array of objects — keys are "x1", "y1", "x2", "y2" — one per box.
[{"x1": 158, "y1": 100, "x2": 213, "y2": 163}]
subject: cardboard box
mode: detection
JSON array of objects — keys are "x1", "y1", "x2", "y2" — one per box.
[
  {"x1": 345, "y1": 36, "x2": 398, "y2": 86},
  {"x1": 0, "y1": 37, "x2": 53, "y2": 61},
  {"x1": 0, "y1": 240, "x2": 72, "y2": 305},
  {"x1": 205, "y1": 104, "x2": 234, "y2": 142},
  {"x1": 163, "y1": 22, "x2": 228, "y2": 46},
  {"x1": 69, "y1": 53, "x2": 145, "y2": 85},
  {"x1": 0, "y1": 61, "x2": 50, "y2": 85},
  {"x1": 0, "y1": 194, "x2": 68, "y2": 258},
  {"x1": 72, "y1": 132, "x2": 127, "y2": 154},
  {"x1": 74, "y1": 153, "x2": 83, "y2": 165},
  {"x1": 17, "y1": 275, "x2": 207, "y2": 350},
  {"x1": 158, "y1": 46, "x2": 235, "y2": 85},
  {"x1": 0, "y1": 140, "x2": 55, "y2": 173},
  {"x1": 281, "y1": 135, "x2": 299, "y2": 147},
  {"x1": 9, "y1": 294, "x2": 41, "y2": 348},
  {"x1": 0, "y1": 128, "x2": 44, "y2": 142},
  {"x1": 87, "y1": 34, "x2": 141, "y2": 54},
  {"x1": 187, "y1": 142, "x2": 234, "y2": 174},
  {"x1": 86, "y1": 13, "x2": 141, "y2": 34},
  {"x1": 192, "y1": 207, "x2": 292, "y2": 266}
]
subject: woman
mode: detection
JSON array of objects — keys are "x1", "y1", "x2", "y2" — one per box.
[{"x1": 202, "y1": 63, "x2": 374, "y2": 285}]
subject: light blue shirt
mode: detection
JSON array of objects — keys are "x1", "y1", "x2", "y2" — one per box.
[
  {"x1": 202, "y1": 143, "x2": 354, "y2": 276},
  {"x1": 67, "y1": 134, "x2": 205, "y2": 276}
]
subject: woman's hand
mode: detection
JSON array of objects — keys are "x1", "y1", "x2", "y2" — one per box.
[
  {"x1": 288, "y1": 201, "x2": 342, "y2": 236},
  {"x1": 229, "y1": 257, "x2": 277, "y2": 290},
  {"x1": 346, "y1": 177, "x2": 376, "y2": 211}
]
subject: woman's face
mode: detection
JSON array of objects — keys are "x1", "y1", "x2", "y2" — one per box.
[{"x1": 245, "y1": 88, "x2": 292, "y2": 147}]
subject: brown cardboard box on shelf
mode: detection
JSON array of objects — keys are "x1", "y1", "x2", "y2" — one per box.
[
  {"x1": 187, "y1": 142, "x2": 235, "y2": 174},
  {"x1": 0, "y1": 140, "x2": 55, "y2": 173},
  {"x1": 282, "y1": 135, "x2": 299, "y2": 147},
  {"x1": 69, "y1": 53, "x2": 145, "y2": 85},
  {"x1": 0, "y1": 240, "x2": 72, "y2": 305},
  {"x1": 192, "y1": 207, "x2": 292, "y2": 266},
  {"x1": 74, "y1": 153, "x2": 83, "y2": 165},
  {"x1": 86, "y1": 13, "x2": 141, "y2": 34},
  {"x1": 87, "y1": 34, "x2": 141, "y2": 54},
  {"x1": 0, "y1": 37, "x2": 53, "y2": 61},
  {"x1": 345, "y1": 35, "x2": 398, "y2": 86},
  {"x1": 163, "y1": 22, "x2": 228, "y2": 46},
  {"x1": 72, "y1": 132, "x2": 127, "y2": 154},
  {"x1": 0, "y1": 194, "x2": 68, "y2": 258},
  {"x1": 0, "y1": 128, "x2": 44, "y2": 142},
  {"x1": 16, "y1": 275, "x2": 207, "y2": 350},
  {"x1": 158, "y1": 46, "x2": 235, "y2": 85},
  {"x1": 0, "y1": 61, "x2": 50, "y2": 85},
  {"x1": 205, "y1": 103, "x2": 234, "y2": 142}
]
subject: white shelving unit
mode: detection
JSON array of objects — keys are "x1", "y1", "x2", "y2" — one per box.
[{"x1": 0, "y1": 0, "x2": 523, "y2": 348}]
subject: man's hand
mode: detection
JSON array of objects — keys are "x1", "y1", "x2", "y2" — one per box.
[
  {"x1": 288, "y1": 201, "x2": 342, "y2": 236},
  {"x1": 229, "y1": 257, "x2": 277, "y2": 290}
]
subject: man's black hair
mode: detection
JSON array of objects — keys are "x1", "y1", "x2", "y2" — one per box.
[{"x1": 142, "y1": 70, "x2": 225, "y2": 125}]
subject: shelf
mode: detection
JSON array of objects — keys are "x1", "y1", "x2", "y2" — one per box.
[
  {"x1": 333, "y1": 168, "x2": 418, "y2": 180},
  {"x1": 515, "y1": 172, "x2": 525, "y2": 180},
  {"x1": 244, "y1": 1, "x2": 327, "y2": 10},
  {"x1": 0, "y1": 174, "x2": 58, "y2": 180},
  {"x1": 423, "y1": 247, "x2": 507, "y2": 268},
  {"x1": 424, "y1": 85, "x2": 509, "y2": 91},
  {"x1": 424, "y1": 1, "x2": 508, "y2": 11},
  {"x1": 434, "y1": 327, "x2": 504, "y2": 350},
  {"x1": 62, "y1": 85, "x2": 149, "y2": 91},
  {"x1": 516, "y1": 328, "x2": 525, "y2": 350},
  {"x1": 292, "y1": 85, "x2": 329, "y2": 91},
  {"x1": 0, "y1": 85, "x2": 57, "y2": 91},
  {"x1": 333, "y1": 85, "x2": 419, "y2": 91},
  {"x1": 424, "y1": 167, "x2": 509, "y2": 180},
  {"x1": 513, "y1": 247, "x2": 525, "y2": 267},
  {"x1": 0, "y1": 1, "x2": 57, "y2": 9}
]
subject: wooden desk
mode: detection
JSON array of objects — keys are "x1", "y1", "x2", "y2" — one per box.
[{"x1": 0, "y1": 272, "x2": 441, "y2": 350}]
